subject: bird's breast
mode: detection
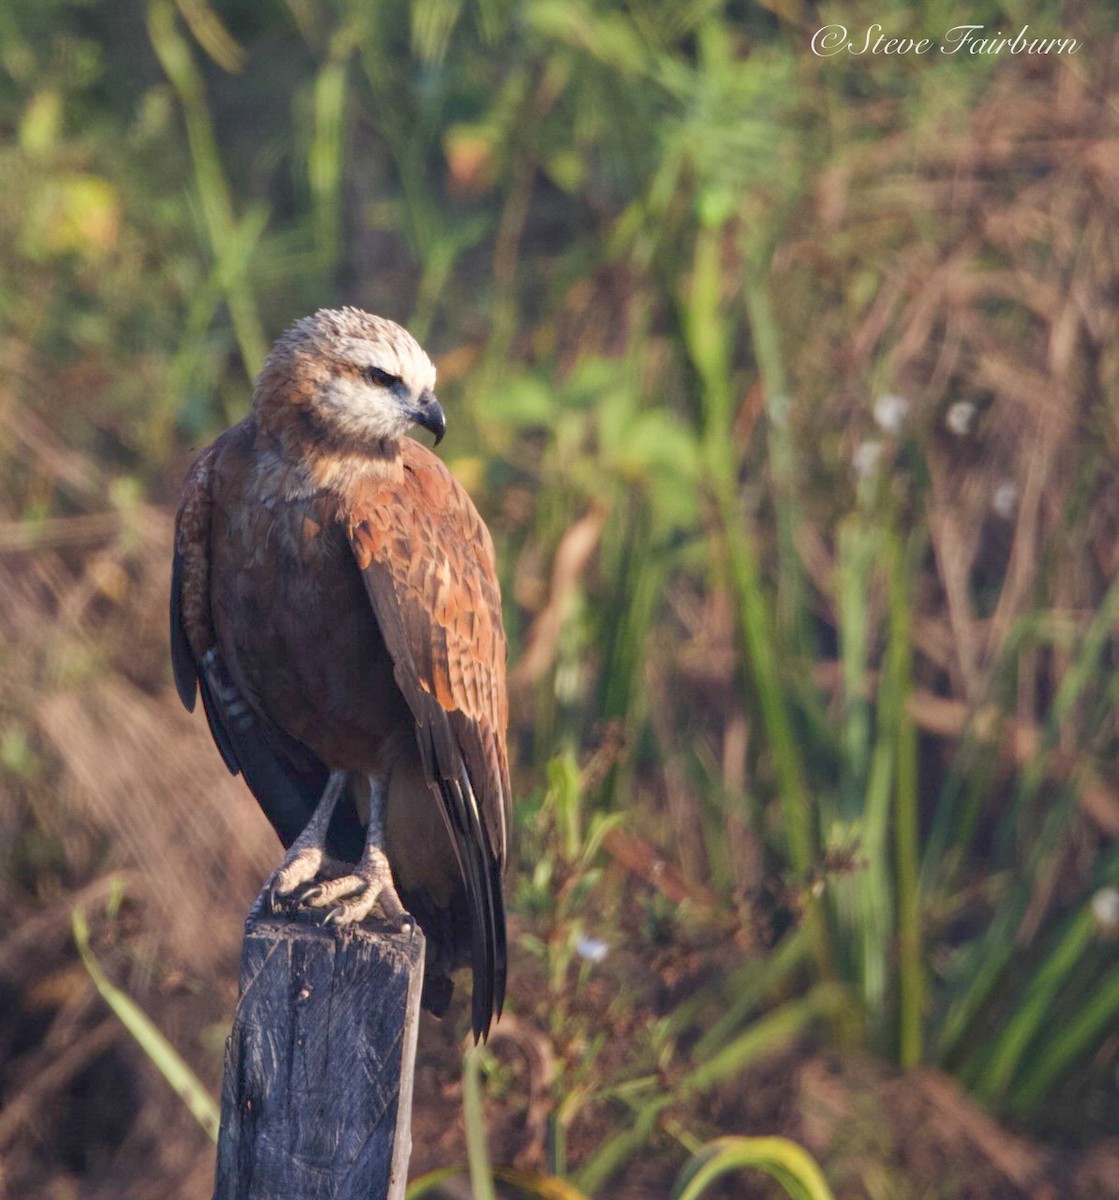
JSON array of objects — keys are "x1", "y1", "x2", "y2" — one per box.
[{"x1": 210, "y1": 461, "x2": 412, "y2": 773}]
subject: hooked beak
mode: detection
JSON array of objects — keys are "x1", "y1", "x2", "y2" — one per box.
[{"x1": 411, "y1": 391, "x2": 446, "y2": 446}]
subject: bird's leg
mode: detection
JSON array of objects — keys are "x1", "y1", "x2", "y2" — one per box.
[
  {"x1": 263, "y1": 770, "x2": 348, "y2": 912},
  {"x1": 302, "y1": 777, "x2": 412, "y2": 930}
]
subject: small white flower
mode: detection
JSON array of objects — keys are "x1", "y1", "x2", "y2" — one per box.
[
  {"x1": 1092, "y1": 887, "x2": 1119, "y2": 935},
  {"x1": 873, "y1": 393, "x2": 909, "y2": 434},
  {"x1": 945, "y1": 401, "x2": 977, "y2": 436},
  {"x1": 852, "y1": 440, "x2": 882, "y2": 479},
  {"x1": 992, "y1": 481, "x2": 1019, "y2": 520},
  {"x1": 576, "y1": 935, "x2": 609, "y2": 964}
]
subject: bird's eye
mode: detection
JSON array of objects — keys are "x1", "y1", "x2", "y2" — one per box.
[{"x1": 364, "y1": 365, "x2": 402, "y2": 389}]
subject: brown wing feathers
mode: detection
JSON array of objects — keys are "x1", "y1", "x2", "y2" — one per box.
[
  {"x1": 171, "y1": 442, "x2": 332, "y2": 852},
  {"x1": 348, "y1": 448, "x2": 509, "y2": 1037}
]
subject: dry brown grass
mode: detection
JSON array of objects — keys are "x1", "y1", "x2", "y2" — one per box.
[
  {"x1": 796, "y1": 55, "x2": 1119, "y2": 711},
  {"x1": 0, "y1": 390, "x2": 277, "y2": 1197}
]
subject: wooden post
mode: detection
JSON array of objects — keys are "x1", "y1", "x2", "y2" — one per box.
[{"x1": 213, "y1": 915, "x2": 425, "y2": 1200}]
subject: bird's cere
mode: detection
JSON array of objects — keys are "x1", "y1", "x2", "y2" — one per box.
[{"x1": 410, "y1": 391, "x2": 446, "y2": 445}]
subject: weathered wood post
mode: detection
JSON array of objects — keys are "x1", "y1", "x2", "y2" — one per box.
[{"x1": 213, "y1": 914, "x2": 425, "y2": 1200}]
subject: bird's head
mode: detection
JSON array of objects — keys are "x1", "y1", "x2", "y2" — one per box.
[{"x1": 253, "y1": 308, "x2": 445, "y2": 451}]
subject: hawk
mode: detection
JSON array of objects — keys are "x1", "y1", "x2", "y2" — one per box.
[{"x1": 170, "y1": 308, "x2": 509, "y2": 1039}]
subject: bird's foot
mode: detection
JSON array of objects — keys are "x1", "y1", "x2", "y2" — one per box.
[
  {"x1": 300, "y1": 847, "x2": 413, "y2": 932},
  {"x1": 262, "y1": 847, "x2": 344, "y2": 915}
]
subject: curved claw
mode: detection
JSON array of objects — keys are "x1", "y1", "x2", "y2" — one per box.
[
  {"x1": 266, "y1": 884, "x2": 290, "y2": 916},
  {"x1": 297, "y1": 843, "x2": 410, "y2": 927},
  {"x1": 292, "y1": 882, "x2": 324, "y2": 905}
]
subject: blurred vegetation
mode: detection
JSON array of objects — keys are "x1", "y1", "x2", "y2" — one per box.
[{"x1": 2, "y1": 0, "x2": 1119, "y2": 1196}]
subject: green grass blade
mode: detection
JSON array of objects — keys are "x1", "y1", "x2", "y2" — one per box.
[
  {"x1": 938, "y1": 896, "x2": 1024, "y2": 1063},
  {"x1": 716, "y1": 495, "x2": 814, "y2": 879},
  {"x1": 686, "y1": 225, "x2": 820, "y2": 917},
  {"x1": 494, "y1": 1167, "x2": 593, "y2": 1199},
  {"x1": 463, "y1": 1044, "x2": 497, "y2": 1200},
  {"x1": 742, "y1": 256, "x2": 807, "y2": 653},
  {"x1": 1048, "y1": 570, "x2": 1119, "y2": 729},
  {"x1": 573, "y1": 1095, "x2": 669, "y2": 1196},
  {"x1": 681, "y1": 984, "x2": 850, "y2": 1096},
  {"x1": 856, "y1": 694, "x2": 895, "y2": 1037},
  {"x1": 408, "y1": 1165, "x2": 592, "y2": 1200},
  {"x1": 690, "y1": 926, "x2": 810, "y2": 1059},
  {"x1": 974, "y1": 908, "x2": 1094, "y2": 1104},
  {"x1": 72, "y1": 907, "x2": 220, "y2": 1143},
  {"x1": 147, "y1": 0, "x2": 267, "y2": 378},
  {"x1": 939, "y1": 575, "x2": 1119, "y2": 1067},
  {"x1": 835, "y1": 517, "x2": 874, "y2": 813},
  {"x1": 1009, "y1": 963, "x2": 1119, "y2": 1112},
  {"x1": 671, "y1": 1135, "x2": 836, "y2": 1200},
  {"x1": 309, "y1": 58, "x2": 349, "y2": 265},
  {"x1": 407, "y1": 1167, "x2": 463, "y2": 1197},
  {"x1": 889, "y1": 535, "x2": 923, "y2": 1068}
]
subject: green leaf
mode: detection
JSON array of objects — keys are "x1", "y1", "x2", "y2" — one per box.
[
  {"x1": 73, "y1": 905, "x2": 220, "y2": 1143},
  {"x1": 681, "y1": 984, "x2": 851, "y2": 1096},
  {"x1": 408, "y1": 1167, "x2": 592, "y2": 1199},
  {"x1": 489, "y1": 372, "x2": 557, "y2": 428},
  {"x1": 463, "y1": 1044, "x2": 497, "y2": 1200},
  {"x1": 672, "y1": 1135, "x2": 836, "y2": 1200}
]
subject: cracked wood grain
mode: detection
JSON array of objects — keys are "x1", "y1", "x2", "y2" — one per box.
[{"x1": 213, "y1": 916, "x2": 425, "y2": 1200}]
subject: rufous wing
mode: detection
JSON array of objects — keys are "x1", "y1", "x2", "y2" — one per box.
[{"x1": 346, "y1": 442, "x2": 510, "y2": 1040}]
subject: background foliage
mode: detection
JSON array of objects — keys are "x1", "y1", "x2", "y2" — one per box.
[{"x1": 2, "y1": 1, "x2": 1119, "y2": 1197}]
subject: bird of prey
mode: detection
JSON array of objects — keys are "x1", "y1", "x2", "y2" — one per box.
[{"x1": 170, "y1": 308, "x2": 509, "y2": 1039}]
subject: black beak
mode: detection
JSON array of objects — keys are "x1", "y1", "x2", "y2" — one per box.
[{"x1": 412, "y1": 392, "x2": 446, "y2": 446}]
